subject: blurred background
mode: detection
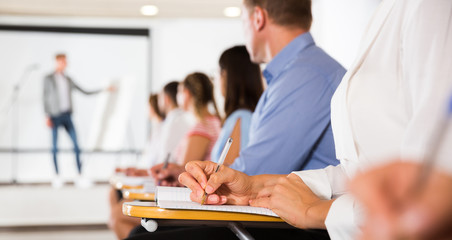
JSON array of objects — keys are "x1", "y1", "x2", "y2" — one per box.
[{"x1": 0, "y1": 0, "x2": 380, "y2": 239}]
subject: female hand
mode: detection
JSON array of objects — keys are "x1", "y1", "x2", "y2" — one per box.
[
  {"x1": 150, "y1": 163, "x2": 185, "y2": 187},
  {"x1": 179, "y1": 161, "x2": 254, "y2": 205},
  {"x1": 351, "y1": 161, "x2": 452, "y2": 240},
  {"x1": 250, "y1": 173, "x2": 332, "y2": 229}
]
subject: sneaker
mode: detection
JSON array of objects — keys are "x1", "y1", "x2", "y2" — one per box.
[
  {"x1": 75, "y1": 176, "x2": 94, "y2": 189},
  {"x1": 52, "y1": 177, "x2": 65, "y2": 189}
]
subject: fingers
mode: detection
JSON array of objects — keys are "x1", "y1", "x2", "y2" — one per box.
[
  {"x1": 205, "y1": 165, "x2": 238, "y2": 194},
  {"x1": 184, "y1": 161, "x2": 216, "y2": 189},
  {"x1": 179, "y1": 172, "x2": 205, "y2": 201},
  {"x1": 249, "y1": 196, "x2": 271, "y2": 209},
  {"x1": 150, "y1": 163, "x2": 164, "y2": 178},
  {"x1": 255, "y1": 186, "x2": 274, "y2": 199}
]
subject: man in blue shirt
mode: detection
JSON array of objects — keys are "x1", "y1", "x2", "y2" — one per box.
[{"x1": 230, "y1": 0, "x2": 346, "y2": 175}]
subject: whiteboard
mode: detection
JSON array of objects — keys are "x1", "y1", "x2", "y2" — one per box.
[{"x1": 0, "y1": 30, "x2": 149, "y2": 151}]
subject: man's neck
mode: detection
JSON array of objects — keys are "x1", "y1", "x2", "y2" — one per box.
[{"x1": 265, "y1": 26, "x2": 307, "y2": 61}]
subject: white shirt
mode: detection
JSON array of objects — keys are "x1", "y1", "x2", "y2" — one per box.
[
  {"x1": 54, "y1": 73, "x2": 71, "y2": 113},
  {"x1": 137, "y1": 121, "x2": 163, "y2": 168},
  {"x1": 156, "y1": 108, "x2": 195, "y2": 165},
  {"x1": 294, "y1": 0, "x2": 452, "y2": 239}
]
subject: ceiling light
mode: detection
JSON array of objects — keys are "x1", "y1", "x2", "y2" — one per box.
[
  {"x1": 223, "y1": 7, "x2": 241, "y2": 18},
  {"x1": 141, "y1": 5, "x2": 159, "y2": 16}
]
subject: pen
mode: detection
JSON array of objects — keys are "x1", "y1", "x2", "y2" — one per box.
[
  {"x1": 157, "y1": 153, "x2": 171, "y2": 186},
  {"x1": 201, "y1": 138, "x2": 233, "y2": 205},
  {"x1": 413, "y1": 95, "x2": 452, "y2": 195}
]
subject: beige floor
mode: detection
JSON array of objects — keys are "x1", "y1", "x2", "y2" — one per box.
[{"x1": 0, "y1": 228, "x2": 116, "y2": 240}]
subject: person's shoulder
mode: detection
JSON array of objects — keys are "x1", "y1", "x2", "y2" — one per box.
[
  {"x1": 291, "y1": 46, "x2": 345, "y2": 80},
  {"x1": 227, "y1": 109, "x2": 253, "y2": 121}
]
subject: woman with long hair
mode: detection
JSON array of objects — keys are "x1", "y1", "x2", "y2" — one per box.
[{"x1": 211, "y1": 45, "x2": 264, "y2": 165}]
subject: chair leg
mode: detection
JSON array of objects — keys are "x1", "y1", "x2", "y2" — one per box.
[{"x1": 228, "y1": 222, "x2": 255, "y2": 240}]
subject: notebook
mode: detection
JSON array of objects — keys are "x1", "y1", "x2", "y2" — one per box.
[{"x1": 155, "y1": 186, "x2": 278, "y2": 217}]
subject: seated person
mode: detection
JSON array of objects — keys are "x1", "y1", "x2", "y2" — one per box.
[
  {"x1": 115, "y1": 94, "x2": 164, "y2": 176},
  {"x1": 221, "y1": 0, "x2": 344, "y2": 176},
  {"x1": 115, "y1": 82, "x2": 194, "y2": 176},
  {"x1": 151, "y1": 73, "x2": 221, "y2": 186},
  {"x1": 211, "y1": 45, "x2": 264, "y2": 165},
  {"x1": 109, "y1": 82, "x2": 193, "y2": 239},
  {"x1": 179, "y1": 0, "x2": 452, "y2": 239}
]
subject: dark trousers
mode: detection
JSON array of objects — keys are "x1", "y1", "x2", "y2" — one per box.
[
  {"x1": 50, "y1": 112, "x2": 82, "y2": 174},
  {"x1": 126, "y1": 225, "x2": 330, "y2": 240}
]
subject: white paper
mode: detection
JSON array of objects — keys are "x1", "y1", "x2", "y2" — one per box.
[{"x1": 156, "y1": 186, "x2": 278, "y2": 217}]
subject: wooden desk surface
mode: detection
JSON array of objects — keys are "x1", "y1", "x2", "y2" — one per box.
[
  {"x1": 123, "y1": 189, "x2": 155, "y2": 201},
  {"x1": 123, "y1": 202, "x2": 284, "y2": 222}
]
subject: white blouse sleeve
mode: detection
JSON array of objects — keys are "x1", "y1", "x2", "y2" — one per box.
[
  {"x1": 400, "y1": 0, "x2": 452, "y2": 171},
  {"x1": 325, "y1": 194, "x2": 361, "y2": 240}
]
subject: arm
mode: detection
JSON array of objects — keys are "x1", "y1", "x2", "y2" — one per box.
[
  {"x1": 43, "y1": 77, "x2": 53, "y2": 127},
  {"x1": 224, "y1": 118, "x2": 241, "y2": 166},
  {"x1": 43, "y1": 77, "x2": 51, "y2": 116},
  {"x1": 351, "y1": 162, "x2": 452, "y2": 240},
  {"x1": 212, "y1": 116, "x2": 242, "y2": 165},
  {"x1": 250, "y1": 173, "x2": 333, "y2": 229},
  {"x1": 181, "y1": 135, "x2": 211, "y2": 165},
  {"x1": 69, "y1": 77, "x2": 103, "y2": 95}
]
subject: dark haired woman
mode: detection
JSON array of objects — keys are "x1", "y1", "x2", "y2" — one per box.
[{"x1": 211, "y1": 45, "x2": 264, "y2": 165}]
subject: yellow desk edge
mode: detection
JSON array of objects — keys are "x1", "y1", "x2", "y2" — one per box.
[
  {"x1": 123, "y1": 202, "x2": 284, "y2": 222},
  {"x1": 123, "y1": 191, "x2": 156, "y2": 201}
]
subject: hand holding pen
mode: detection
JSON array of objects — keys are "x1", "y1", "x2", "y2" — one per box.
[
  {"x1": 201, "y1": 138, "x2": 233, "y2": 204},
  {"x1": 150, "y1": 154, "x2": 184, "y2": 187}
]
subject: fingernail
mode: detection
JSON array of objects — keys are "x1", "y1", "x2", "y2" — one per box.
[
  {"x1": 205, "y1": 185, "x2": 213, "y2": 194},
  {"x1": 201, "y1": 182, "x2": 206, "y2": 189},
  {"x1": 208, "y1": 195, "x2": 219, "y2": 202}
]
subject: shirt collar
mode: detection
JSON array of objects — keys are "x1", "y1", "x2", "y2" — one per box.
[{"x1": 263, "y1": 32, "x2": 315, "y2": 85}]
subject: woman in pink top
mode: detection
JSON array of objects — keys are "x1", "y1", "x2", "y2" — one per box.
[{"x1": 151, "y1": 72, "x2": 221, "y2": 186}]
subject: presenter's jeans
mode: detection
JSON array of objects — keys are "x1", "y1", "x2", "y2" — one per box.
[{"x1": 50, "y1": 112, "x2": 82, "y2": 175}]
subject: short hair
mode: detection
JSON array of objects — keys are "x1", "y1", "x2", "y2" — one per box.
[
  {"x1": 219, "y1": 45, "x2": 263, "y2": 119},
  {"x1": 243, "y1": 0, "x2": 312, "y2": 30},
  {"x1": 148, "y1": 94, "x2": 165, "y2": 119},
  {"x1": 55, "y1": 53, "x2": 66, "y2": 60},
  {"x1": 163, "y1": 81, "x2": 179, "y2": 107}
]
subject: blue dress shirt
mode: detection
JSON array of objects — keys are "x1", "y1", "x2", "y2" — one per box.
[
  {"x1": 230, "y1": 32, "x2": 346, "y2": 175},
  {"x1": 211, "y1": 109, "x2": 253, "y2": 162}
]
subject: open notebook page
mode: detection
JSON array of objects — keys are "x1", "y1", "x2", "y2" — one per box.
[{"x1": 156, "y1": 187, "x2": 278, "y2": 217}]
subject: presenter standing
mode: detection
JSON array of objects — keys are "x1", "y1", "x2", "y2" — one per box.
[{"x1": 43, "y1": 53, "x2": 113, "y2": 188}]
